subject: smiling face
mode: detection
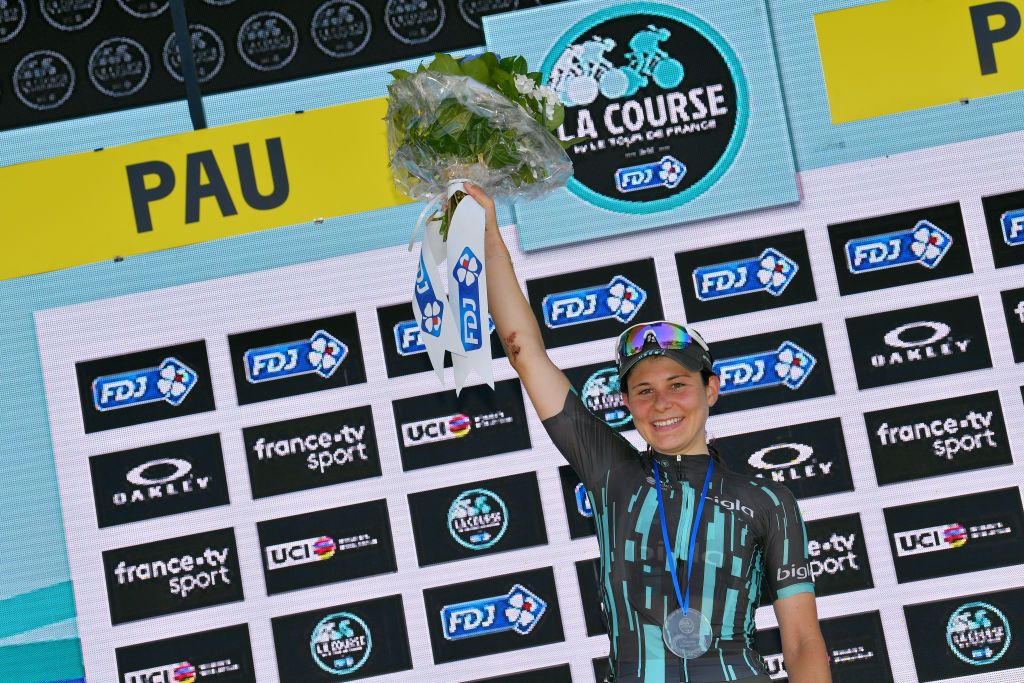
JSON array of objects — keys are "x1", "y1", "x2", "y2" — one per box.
[{"x1": 621, "y1": 354, "x2": 720, "y2": 456}]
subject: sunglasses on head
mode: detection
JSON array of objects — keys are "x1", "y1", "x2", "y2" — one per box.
[{"x1": 616, "y1": 320, "x2": 710, "y2": 361}]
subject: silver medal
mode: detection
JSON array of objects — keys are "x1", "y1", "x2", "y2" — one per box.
[{"x1": 663, "y1": 607, "x2": 713, "y2": 659}]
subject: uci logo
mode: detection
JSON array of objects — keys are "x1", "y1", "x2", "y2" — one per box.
[
  {"x1": 123, "y1": 662, "x2": 194, "y2": 683},
  {"x1": 92, "y1": 357, "x2": 198, "y2": 411}
]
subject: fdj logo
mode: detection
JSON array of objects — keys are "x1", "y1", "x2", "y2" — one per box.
[
  {"x1": 845, "y1": 220, "x2": 953, "y2": 273},
  {"x1": 415, "y1": 252, "x2": 446, "y2": 339},
  {"x1": 714, "y1": 342, "x2": 815, "y2": 394},
  {"x1": 575, "y1": 482, "x2": 594, "y2": 518},
  {"x1": 266, "y1": 536, "x2": 336, "y2": 570},
  {"x1": 447, "y1": 488, "x2": 509, "y2": 550},
  {"x1": 582, "y1": 367, "x2": 632, "y2": 428},
  {"x1": 123, "y1": 662, "x2": 195, "y2": 683},
  {"x1": 1002, "y1": 208, "x2": 1024, "y2": 245},
  {"x1": 453, "y1": 247, "x2": 484, "y2": 352},
  {"x1": 310, "y1": 611, "x2": 372, "y2": 675},
  {"x1": 394, "y1": 316, "x2": 495, "y2": 356},
  {"x1": 946, "y1": 602, "x2": 1011, "y2": 666},
  {"x1": 543, "y1": 275, "x2": 646, "y2": 328},
  {"x1": 243, "y1": 330, "x2": 346, "y2": 384},
  {"x1": 92, "y1": 357, "x2": 198, "y2": 411},
  {"x1": 542, "y1": 3, "x2": 746, "y2": 213},
  {"x1": 694, "y1": 248, "x2": 798, "y2": 301},
  {"x1": 441, "y1": 584, "x2": 547, "y2": 640}
]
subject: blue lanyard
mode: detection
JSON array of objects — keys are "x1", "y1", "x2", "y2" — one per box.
[{"x1": 652, "y1": 457, "x2": 713, "y2": 615}]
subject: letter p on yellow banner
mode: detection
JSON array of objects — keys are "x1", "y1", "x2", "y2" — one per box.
[{"x1": 816, "y1": 0, "x2": 1024, "y2": 123}]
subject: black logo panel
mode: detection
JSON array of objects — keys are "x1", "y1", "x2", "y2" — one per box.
[
  {"x1": 676, "y1": 230, "x2": 817, "y2": 322},
  {"x1": 905, "y1": 585, "x2": 1024, "y2": 681},
  {"x1": 559, "y1": 465, "x2": 597, "y2": 538},
  {"x1": 883, "y1": 487, "x2": 1024, "y2": 583},
  {"x1": 392, "y1": 378, "x2": 531, "y2": 471},
  {"x1": 116, "y1": 623, "x2": 256, "y2": 683},
  {"x1": 709, "y1": 324, "x2": 835, "y2": 415},
  {"x1": 564, "y1": 360, "x2": 634, "y2": 433},
  {"x1": 827, "y1": 202, "x2": 972, "y2": 295},
  {"x1": 865, "y1": 391, "x2": 1013, "y2": 485},
  {"x1": 76, "y1": 340, "x2": 215, "y2": 433},
  {"x1": 1001, "y1": 286, "x2": 1024, "y2": 363},
  {"x1": 377, "y1": 301, "x2": 505, "y2": 378},
  {"x1": 845, "y1": 296, "x2": 992, "y2": 389},
  {"x1": 227, "y1": 313, "x2": 366, "y2": 406},
  {"x1": 982, "y1": 187, "x2": 1024, "y2": 269},
  {"x1": 423, "y1": 566, "x2": 565, "y2": 664},
  {"x1": 102, "y1": 527, "x2": 243, "y2": 625},
  {"x1": 804, "y1": 513, "x2": 873, "y2": 597},
  {"x1": 89, "y1": 434, "x2": 230, "y2": 528},
  {"x1": 407, "y1": 471, "x2": 548, "y2": 567},
  {"x1": 463, "y1": 664, "x2": 573, "y2": 683},
  {"x1": 271, "y1": 594, "x2": 412, "y2": 682},
  {"x1": 525, "y1": 258, "x2": 664, "y2": 350},
  {"x1": 575, "y1": 557, "x2": 608, "y2": 637},
  {"x1": 242, "y1": 405, "x2": 381, "y2": 499},
  {"x1": 756, "y1": 611, "x2": 893, "y2": 682},
  {"x1": 715, "y1": 418, "x2": 853, "y2": 499},
  {"x1": 257, "y1": 499, "x2": 397, "y2": 595}
]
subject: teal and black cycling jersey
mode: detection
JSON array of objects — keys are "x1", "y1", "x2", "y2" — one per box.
[{"x1": 543, "y1": 391, "x2": 814, "y2": 682}]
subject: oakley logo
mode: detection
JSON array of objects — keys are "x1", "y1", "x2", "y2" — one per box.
[
  {"x1": 542, "y1": 275, "x2": 647, "y2": 328},
  {"x1": 1002, "y1": 209, "x2": 1024, "y2": 245},
  {"x1": 92, "y1": 357, "x2": 198, "y2": 411},
  {"x1": 845, "y1": 221, "x2": 952, "y2": 273},
  {"x1": 748, "y1": 443, "x2": 813, "y2": 470},
  {"x1": 243, "y1": 330, "x2": 346, "y2": 383},
  {"x1": 615, "y1": 155, "x2": 686, "y2": 193},
  {"x1": 873, "y1": 321, "x2": 971, "y2": 368},
  {"x1": 714, "y1": 342, "x2": 816, "y2": 394},
  {"x1": 441, "y1": 584, "x2": 547, "y2": 640},
  {"x1": 693, "y1": 248, "x2": 798, "y2": 301}
]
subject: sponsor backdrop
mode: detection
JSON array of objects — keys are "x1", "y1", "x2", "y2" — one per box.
[{"x1": 2, "y1": 1, "x2": 1024, "y2": 683}]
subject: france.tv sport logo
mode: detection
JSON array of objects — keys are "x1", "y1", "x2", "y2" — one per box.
[
  {"x1": 694, "y1": 248, "x2": 798, "y2": 301},
  {"x1": 243, "y1": 330, "x2": 347, "y2": 383},
  {"x1": 543, "y1": 275, "x2": 646, "y2": 328},
  {"x1": 441, "y1": 584, "x2": 547, "y2": 640},
  {"x1": 394, "y1": 316, "x2": 494, "y2": 356},
  {"x1": 615, "y1": 155, "x2": 686, "y2": 193},
  {"x1": 1002, "y1": 209, "x2": 1024, "y2": 245},
  {"x1": 92, "y1": 357, "x2": 198, "y2": 411},
  {"x1": 845, "y1": 220, "x2": 952, "y2": 273},
  {"x1": 714, "y1": 342, "x2": 815, "y2": 394}
]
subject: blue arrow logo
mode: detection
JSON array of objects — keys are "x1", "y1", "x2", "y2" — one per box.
[
  {"x1": 542, "y1": 275, "x2": 647, "y2": 328},
  {"x1": 693, "y1": 248, "x2": 799, "y2": 301},
  {"x1": 441, "y1": 584, "x2": 547, "y2": 640},
  {"x1": 615, "y1": 155, "x2": 686, "y2": 193},
  {"x1": 714, "y1": 341, "x2": 816, "y2": 394},
  {"x1": 92, "y1": 357, "x2": 198, "y2": 411},
  {"x1": 575, "y1": 483, "x2": 593, "y2": 518},
  {"x1": 1002, "y1": 209, "x2": 1024, "y2": 246},
  {"x1": 243, "y1": 330, "x2": 347, "y2": 384},
  {"x1": 845, "y1": 220, "x2": 953, "y2": 273}
]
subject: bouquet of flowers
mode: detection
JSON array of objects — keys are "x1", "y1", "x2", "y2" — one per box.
[{"x1": 386, "y1": 52, "x2": 574, "y2": 390}]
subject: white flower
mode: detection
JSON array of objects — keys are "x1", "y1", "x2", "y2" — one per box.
[
  {"x1": 514, "y1": 73, "x2": 536, "y2": 96},
  {"x1": 422, "y1": 300, "x2": 442, "y2": 333},
  {"x1": 535, "y1": 85, "x2": 560, "y2": 119},
  {"x1": 757, "y1": 253, "x2": 792, "y2": 288},
  {"x1": 157, "y1": 364, "x2": 189, "y2": 398},
  {"x1": 911, "y1": 224, "x2": 946, "y2": 261},
  {"x1": 308, "y1": 336, "x2": 342, "y2": 372},
  {"x1": 775, "y1": 348, "x2": 810, "y2": 383},
  {"x1": 504, "y1": 591, "x2": 539, "y2": 628},
  {"x1": 607, "y1": 282, "x2": 639, "y2": 316},
  {"x1": 455, "y1": 254, "x2": 481, "y2": 287}
]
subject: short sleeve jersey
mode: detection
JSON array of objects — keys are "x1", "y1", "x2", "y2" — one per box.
[{"x1": 543, "y1": 391, "x2": 813, "y2": 682}]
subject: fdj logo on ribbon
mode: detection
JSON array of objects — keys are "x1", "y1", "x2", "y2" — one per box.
[
  {"x1": 1002, "y1": 209, "x2": 1024, "y2": 246},
  {"x1": 92, "y1": 358, "x2": 198, "y2": 411},
  {"x1": 395, "y1": 316, "x2": 495, "y2": 357},
  {"x1": 694, "y1": 248, "x2": 798, "y2": 301},
  {"x1": 714, "y1": 342, "x2": 815, "y2": 394},
  {"x1": 416, "y1": 253, "x2": 446, "y2": 339},
  {"x1": 542, "y1": 2, "x2": 746, "y2": 213},
  {"x1": 845, "y1": 221, "x2": 953, "y2": 273},
  {"x1": 543, "y1": 275, "x2": 646, "y2": 328},
  {"x1": 453, "y1": 247, "x2": 484, "y2": 351},
  {"x1": 243, "y1": 330, "x2": 347, "y2": 384},
  {"x1": 441, "y1": 584, "x2": 547, "y2": 640}
]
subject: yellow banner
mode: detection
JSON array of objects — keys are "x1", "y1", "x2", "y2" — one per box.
[
  {"x1": 816, "y1": 0, "x2": 1024, "y2": 123},
  {"x1": 2, "y1": 98, "x2": 411, "y2": 281}
]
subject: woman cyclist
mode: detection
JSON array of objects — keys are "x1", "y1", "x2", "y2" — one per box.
[{"x1": 465, "y1": 184, "x2": 831, "y2": 683}]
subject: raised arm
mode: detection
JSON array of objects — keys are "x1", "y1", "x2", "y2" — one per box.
[{"x1": 465, "y1": 183, "x2": 571, "y2": 419}]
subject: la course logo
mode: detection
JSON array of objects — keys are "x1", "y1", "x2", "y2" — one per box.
[
  {"x1": 542, "y1": 2, "x2": 747, "y2": 213},
  {"x1": 947, "y1": 602, "x2": 1012, "y2": 666},
  {"x1": 311, "y1": 612, "x2": 372, "y2": 675}
]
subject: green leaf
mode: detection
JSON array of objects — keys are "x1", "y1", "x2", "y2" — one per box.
[
  {"x1": 389, "y1": 68, "x2": 414, "y2": 81},
  {"x1": 461, "y1": 57, "x2": 491, "y2": 86},
  {"x1": 546, "y1": 103, "x2": 565, "y2": 131},
  {"x1": 428, "y1": 53, "x2": 463, "y2": 75},
  {"x1": 500, "y1": 55, "x2": 528, "y2": 75},
  {"x1": 479, "y1": 52, "x2": 500, "y2": 72},
  {"x1": 527, "y1": 71, "x2": 543, "y2": 85},
  {"x1": 560, "y1": 136, "x2": 589, "y2": 149}
]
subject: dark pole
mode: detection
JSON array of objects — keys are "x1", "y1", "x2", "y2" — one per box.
[{"x1": 169, "y1": 0, "x2": 208, "y2": 130}]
